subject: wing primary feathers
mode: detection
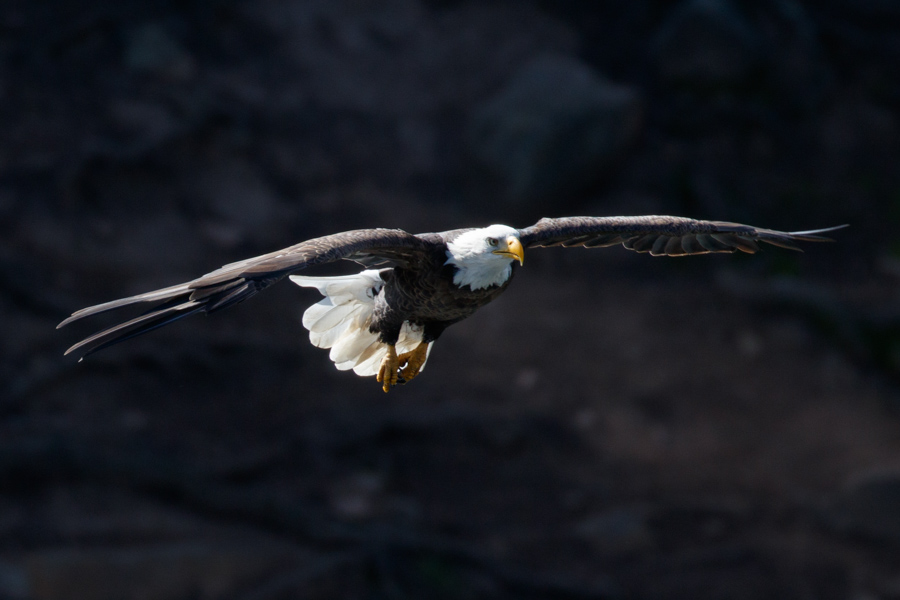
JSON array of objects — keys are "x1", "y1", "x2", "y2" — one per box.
[
  {"x1": 56, "y1": 283, "x2": 192, "y2": 329},
  {"x1": 678, "y1": 235, "x2": 707, "y2": 255},
  {"x1": 627, "y1": 235, "x2": 658, "y2": 253},
  {"x1": 664, "y1": 236, "x2": 687, "y2": 256},
  {"x1": 766, "y1": 225, "x2": 848, "y2": 240},
  {"x1": 695, "y1": 233, "x2": 734, "y2": 252},
  {"x1": 649, "y1": 236, "x2": 670, "y2": 256},
  {"x1": 64, "y1": 301, "x2": 205, "y2": 360},
  {"x1": 205, "y1": 281, "x2": 258, "y2": 312},
  {"x1": 519, "y1": 216, "x2": 847, "y2": 256},
  {"x1": 710, "y1": 233, "x2": 759, "y2": 253}
]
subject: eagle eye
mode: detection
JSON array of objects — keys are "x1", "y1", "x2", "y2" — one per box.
[{"x1": 487, "y1": 237, "x2": 499, "y2": 247}]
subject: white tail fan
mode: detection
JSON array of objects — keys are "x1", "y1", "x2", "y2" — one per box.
[{"x1": 290, "y1": 270, "x2": 431, "y2": 376}]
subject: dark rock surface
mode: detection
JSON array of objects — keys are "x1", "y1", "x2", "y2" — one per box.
[
  {"x1": 654, "y1": 0, "x2": 764, "y2": 89},
  {"x1": 469, "y1": 53, "x2": 643, "y2": 204},
  {"x1": 826, "y1": 469, "x2": 900, "y2": 545},
  {"x1": 2, "y1": 0, "x2": 899, "y2": 598}
]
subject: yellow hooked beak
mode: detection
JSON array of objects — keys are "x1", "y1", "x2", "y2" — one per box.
[{"x1": 492, "y1": 236, "x2": 525, "y2": 265}]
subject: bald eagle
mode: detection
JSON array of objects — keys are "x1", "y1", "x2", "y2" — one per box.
[{"x1": 59, "y1": 215, "x2": 844, "y2": 392}]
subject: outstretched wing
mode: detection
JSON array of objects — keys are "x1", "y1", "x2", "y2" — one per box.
[
  {"x1": 58, "y1": 228, "x2": 436, "y2": 359},
  {"x1": 518, "y1": 215, "x2": 846, "y2": 256}
]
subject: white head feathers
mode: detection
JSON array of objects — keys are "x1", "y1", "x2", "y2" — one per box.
[{"x1": 445, "y1": 224, "x2": 521, "y2": 290}]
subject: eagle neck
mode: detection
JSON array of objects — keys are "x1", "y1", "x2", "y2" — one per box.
[{"x1": 444, "y1": 250, "x2": 513, "y2": 291}]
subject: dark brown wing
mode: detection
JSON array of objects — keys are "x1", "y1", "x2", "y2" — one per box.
[
  {"x1": 58, "y1": 228, "x2": 436, "y2": 359},
  {"x1": 518, "y1": 215, "x2": 847, "y2": 256}
]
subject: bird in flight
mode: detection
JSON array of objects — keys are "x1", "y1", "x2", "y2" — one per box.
[{"x1": 59, "y1": 215, "x2": 845, "y2": 392}]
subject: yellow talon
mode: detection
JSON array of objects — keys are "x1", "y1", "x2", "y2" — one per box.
[
  {"x1": 398, "y1": 342, "x2": 429, "y2": 383},
  {"x1": 376, "y1": 345, "x2": 400, "y2": 393}
]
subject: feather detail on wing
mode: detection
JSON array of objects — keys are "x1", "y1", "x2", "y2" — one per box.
[
  {"x1": 58, "y1": 228, "x2": 435, "y2": 359},
  {"x1": 518, "y1": 216, "x2": 847, "y2": 256}
]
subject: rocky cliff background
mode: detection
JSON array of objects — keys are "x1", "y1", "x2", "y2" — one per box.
[{"x1": 3, "y1": 1, "x2": 900, "y2": 598}]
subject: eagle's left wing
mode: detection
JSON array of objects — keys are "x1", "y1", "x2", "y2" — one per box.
[
  {"x1": 518, "y1": 215, "x2": 846, "y2": 256},
  {"x1": 58, "y1": 228, "x2": 437, "y2": 359}
]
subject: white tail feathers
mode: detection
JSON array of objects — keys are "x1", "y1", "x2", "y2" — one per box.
[{"x1": 289, "y1": 270, "x2": 431, "y2": 377}]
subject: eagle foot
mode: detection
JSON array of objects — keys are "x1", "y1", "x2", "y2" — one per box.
[
  {"x1": 376, "y1": 343, "x2": 430, "y2": 392},
  {"x1": 397, "y1": 342, "x2": 429, "y2": 383},
  {"x1": 376, "y1": 345, "x2": 400, "y2": 393}
]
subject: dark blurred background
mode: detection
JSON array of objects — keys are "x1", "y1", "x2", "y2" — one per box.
[{"x1": 2, "y1": 0, "x2": 899, "y2": 598}]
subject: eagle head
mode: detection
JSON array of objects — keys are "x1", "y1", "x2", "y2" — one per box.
[{"x1": 445, "y1": 224, "x2": 524, "y2": 290}]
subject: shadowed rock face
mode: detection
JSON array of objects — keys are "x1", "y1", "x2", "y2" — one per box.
[
  {"x1": 1, "y1": 0, "x2": 896, "y2": 598},
  {"x1": 469, "y1": 54, "x2": 643, "y2": 205},
  {"x1": 654, "y1": 0, "x2": 765, "y2": 89}
]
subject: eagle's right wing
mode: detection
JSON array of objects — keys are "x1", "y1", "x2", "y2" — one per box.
[{"x1": 58, "y1": 228, "x2": 437, "y2": 359}]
